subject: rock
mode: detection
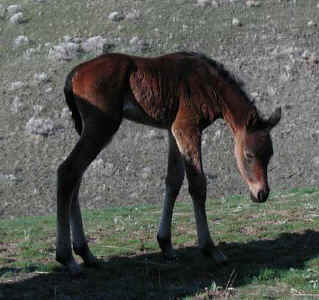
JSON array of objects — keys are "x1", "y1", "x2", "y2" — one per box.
[
  {"x1": 10, "y1": 12, "x2": 25, "y2": 24},
  {"x1": 141, "y1": 167, "x2": 152, "y2": 179},
  {"x1": 85, "y1": 159, "x2": 114, "y2": 177},
  {"x1": 11, "y1": 96, "x2": 23, "y2": 113},
  {"x1": 145, "y1": 129, "x2": 163, "y2": 140},
  {"x1": 48, "y1": 42, "x2": 80, "y2": 61},
  {"x1": 108, "y1": 11, "x2": 125, "y2": 22},
  {"x1": 196, "y1": 0, "x2": 218, "y2": 7},
  {"x1": 34, "y1": 72, "x2": 49, "y2": 83},
  {"x1": 81, "y1": 36, "x2": 107, "y2": 54},
  {"x1": 232, "y1": 18, "x2": 242, "y2": 26},
  {"x1": 9, "y1": 81, "x2": 25, "y2": 91},
  {"x1": 126, "y1": 9, "x2": 141, "y2": 19},
  {"x1": 7, "y1": 4, "x2": 22, "y2": 16},
  {"x1": 13, "y1": 35, "x2": 29, "y2": 48},
  {"x1": 246, "y1": 0, "x2": 261, "y2": 7},
  {"x1": 0, "y1": 4, "x2": 6, "y2": 19},
  {"x1": 197, "y1": 0, "x2": 211, "y2": 7},
  {"x1": 312, "y1": 156, "x2": 319, "y2": 167},
  {"x1": 129, "y1": 36, "x2": 139, "y2": 45},
  {"x1": 307, "y1": 20, "x2": 316, "y2": 27},
  {"x1": 0, "y1": 173, "x2": 18, "y2": 183},
  {"x1": 25, "y1": 117, "x2": 55, "y2": 136},
  {"x1": 211, "y1": 0, "x2": 219, "y2": 7}
]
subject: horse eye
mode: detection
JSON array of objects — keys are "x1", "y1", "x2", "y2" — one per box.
[{"x1": 245, "y1": 152, "x2": 254, "y2": 161}]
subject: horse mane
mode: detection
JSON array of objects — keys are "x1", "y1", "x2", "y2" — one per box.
[{"x1": 179, "y1": 51, "x2": 256, "y2": 109}]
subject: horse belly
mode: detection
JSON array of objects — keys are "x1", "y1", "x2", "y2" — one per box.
[{"x1": 123, "y1": 97, "x2": 168, "y2": 129}]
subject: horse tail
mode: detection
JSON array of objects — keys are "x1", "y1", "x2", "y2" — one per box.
[{"x1": 64, "y1": 70, "x2": 83, "y2": 136}]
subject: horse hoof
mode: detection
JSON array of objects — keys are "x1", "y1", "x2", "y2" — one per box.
[
  {"x1": 84, "y1": 255, "x2": 100, "y2": 268},
  {"x1": 200, "y1": 245, "x2": 228, "y2": 265},
  {"x1": 212, "y1": 249, "x2": 228, "y2": 265},
  {"x1": 163, "y1": 250, "x2": 177, "y2": 261},
  {"x1": 67, "y1": 260, "x2": 83, "y2": 277}
]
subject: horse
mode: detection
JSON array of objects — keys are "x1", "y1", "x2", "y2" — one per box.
[{"x1": 56, "y1": 51, "x2": 281, "y2": 275}]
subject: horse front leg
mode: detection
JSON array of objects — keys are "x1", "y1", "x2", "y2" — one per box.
[
  {"x1": 172, "y1": 126, "x2": 227, "y2": 265},
  {"x1": 157, "y1": 132, "x2": 185, "y2": 259}
]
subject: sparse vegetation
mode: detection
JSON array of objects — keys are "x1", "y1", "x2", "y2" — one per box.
[{"x1": 1, "y1": 188, "x2": 319, "y2": 299}]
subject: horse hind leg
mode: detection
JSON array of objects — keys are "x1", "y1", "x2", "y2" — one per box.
[
  {"x1": 70, "y1": 177, "x2": 98, "y2": 267},
  {"x1": 157, "y1": 132, "x2": 185, "y2": 259},
  {"x1": 56, "y1": 103, "x2": 122, "y2": 275}
]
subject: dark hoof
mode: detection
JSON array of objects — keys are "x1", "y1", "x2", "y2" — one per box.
[
  {"x1": 73, "y1": 243, "x2": 99, "y2": 267},
  {"x1": 162, "y1": 250, "x2": 178, "y2": 262},
  {"x1": 157, "y1": 235, "x2": 176, "y2": 261},
  {"x1": 200, "y1": 246, "x2": 228, "y2": 265}
]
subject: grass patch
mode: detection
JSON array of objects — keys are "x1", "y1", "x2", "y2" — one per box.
[{"x1": 0, "y1": 187, "x2": 319, "y2": 299}]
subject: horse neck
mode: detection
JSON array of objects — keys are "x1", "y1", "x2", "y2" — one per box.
[{"x1": 218, "y1": 86, "x2": 254, "y2": 135}]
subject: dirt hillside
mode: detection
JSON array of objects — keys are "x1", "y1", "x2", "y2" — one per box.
[{"x1": 0, "y1": 0, "x2": 318, "y2": 218}]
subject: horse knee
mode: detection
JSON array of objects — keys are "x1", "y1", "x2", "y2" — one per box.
[
  {"x1": 165, "y1": 175, "x2": 184, "y2": 198},
  {"x1": 57, "y1": 161, "x2": 80, "y2": 196},
  {"x1": 188, "y1": 175, "x2": 207, "y2": 199}
]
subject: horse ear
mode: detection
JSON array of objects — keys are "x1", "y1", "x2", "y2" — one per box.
[
  {"x1": 246, "y1": 109, "x2": 259, "y2": 130},
  {"x1": 267, "y1": 107, "x2": 282, "y2": 130}
]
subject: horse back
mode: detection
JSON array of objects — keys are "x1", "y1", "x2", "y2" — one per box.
[{"x1": 69, "y1": 52, "x2": 218, "y2": 129}]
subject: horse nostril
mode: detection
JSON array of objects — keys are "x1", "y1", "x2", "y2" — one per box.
[{"x1": 257, "y1": 189, "x2": 269, "y2": 202}]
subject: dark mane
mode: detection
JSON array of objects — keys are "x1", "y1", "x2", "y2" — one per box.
[{"x1": 180, "y1": 51, "x2": 256, "y2": 107}]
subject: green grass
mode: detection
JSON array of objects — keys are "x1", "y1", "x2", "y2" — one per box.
[{"x1": 0, "y1": 187, "x2": 318, "y2": 299}]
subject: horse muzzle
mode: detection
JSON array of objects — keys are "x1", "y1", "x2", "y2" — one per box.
[{"x1": 250, "y1": 188, "x2": 269, "y2": 203}]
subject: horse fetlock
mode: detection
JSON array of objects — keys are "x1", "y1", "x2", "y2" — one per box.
[
  {"x1": 56, "y1": 246, "x2": 72, "y2": 263},
  {"x1": 200, "y1": 243, "x2": 228, "y2": 265},
  {"x1": 212, "y1": 248, "x2": 228, "y2": 265},
  {"x1": 157, "y1": 235, "x2": 175, "y2": 258},
  {"x1": 73, "y1": 243, "x2": 98, "y2": 267}
]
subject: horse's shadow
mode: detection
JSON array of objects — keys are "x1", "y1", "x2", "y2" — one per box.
[{"x1": 1, "y1": 230, "x2": 318, "y2": 299}]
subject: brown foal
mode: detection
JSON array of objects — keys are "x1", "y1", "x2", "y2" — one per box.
[{"x1": 56, "y1": 52, "x2": 281, "y2": 274}]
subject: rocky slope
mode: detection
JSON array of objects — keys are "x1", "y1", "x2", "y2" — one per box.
[{"x1": 0, "y1": 0, "x2": 318, "y2": 217}]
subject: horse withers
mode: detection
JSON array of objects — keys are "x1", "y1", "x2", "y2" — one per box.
[{"x1": 56, "y1": 52, "x2": 281, "y2": 275}]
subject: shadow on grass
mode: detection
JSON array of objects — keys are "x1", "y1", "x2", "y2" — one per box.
[{"x1": 1, "y1": 230, "x2": 319, "y2": 299}]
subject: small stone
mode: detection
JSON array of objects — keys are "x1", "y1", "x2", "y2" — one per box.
[
  {"x1": 26, "y1": 117, "x2": 55, "y2": 136},
  {"x1": 13, "y1": 35, "x2": 29, "y2": 48},
  {"x1": 307, "y1": 20, "x2": 316, "y2": 27},
  {"x1": 196, "y1": 0, "x2": 211, "y2": 7},
  {"x1": 34, "y1": 72, "x2": 49, "y2": 83},
  {"x1": 7, "y1": 4, "x2": 22, "y2": 16},
  {"x1": 126, "y1": 9, "x2": 141, "y2": 19},
  {"x1": 10, "y1": 12, "x2": 25, "y2": 24},
  {"x1": 232, "y1": 18, "x2": 242, "y2": 26},
  {"x1": 61, "y1": 107, "x2": 70, "y2": 119},
  {"x1": 246, "y1": 0, "x2": 261, "y2": 7},
  {"x1": 211, "y1": 0, "x2": 219, "y2": 7},
  {"x1": 108, "y1": 11, "x2": 125, "y2": 22},
  {"x1": 309, "y1": 53, "x2": 319, "y2": 64},
  {"x1": 81, "y1": 36, "x2": 107, "y2": 54},
  {"x1": 10, "y1": 81, "x2": 24, "y2": 91},
  {"x1": 301, "y1": 50, "x2": 310, "y2": 59},
  {"x1": 267, "y1": 86, "x2": 276, "y2": 97},
  {"x1": 45, "y1": 86, "x2": 53, "y2": 93},
  {"x1": 312, "y1": 156, "x2": 319, "y2": 167},
  {"x1": 141, "y1": 167, "x2": 152, "y2": 179},
  {"x1": 48, "y1": 42, "x2": 80, "y2": 61},
  {"x1": 11, "y1": 96, "x2": 23, "y2": 113},
  {"x1": 0, "y1": 4, "x2": 6, "y2": 18},
  {"x1": 129, "y1": 36, "x2": 139, "y2": 45},
  {"x1": 0, "y1": 173, "x2": 18, "y2": 183}
]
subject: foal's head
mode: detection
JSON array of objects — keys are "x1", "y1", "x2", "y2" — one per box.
[{"x1": 234, "y1": 107, "x2": 281, "y2": 203}]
